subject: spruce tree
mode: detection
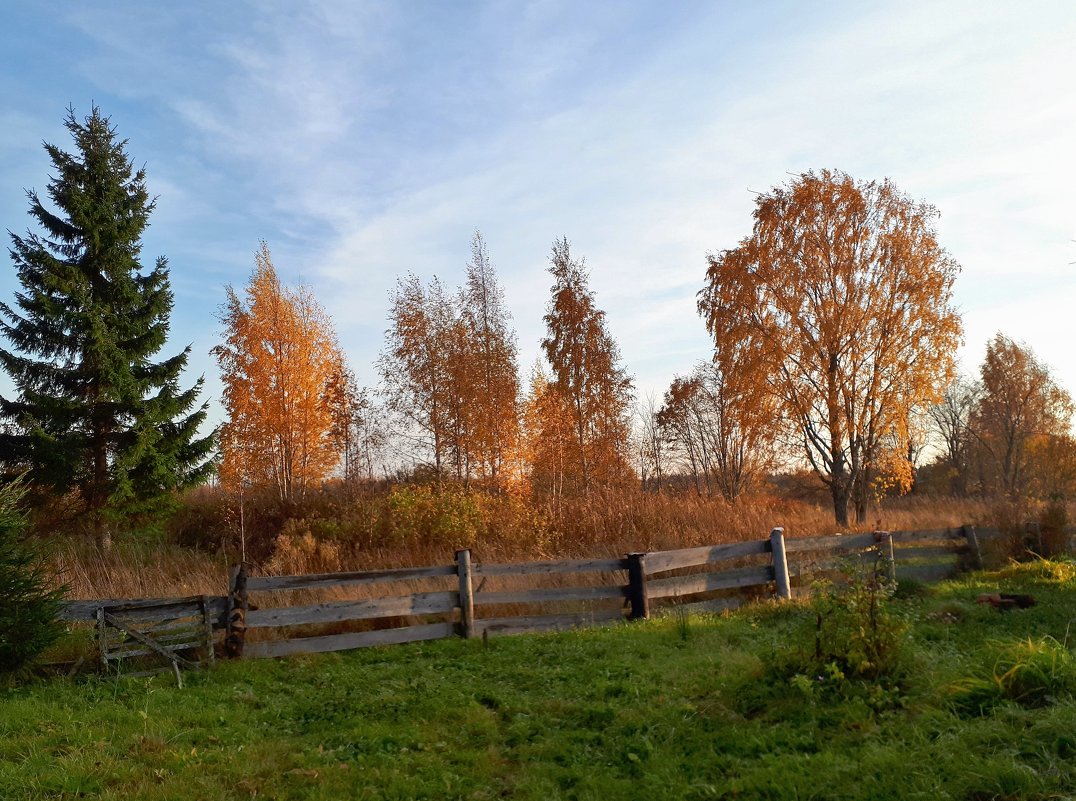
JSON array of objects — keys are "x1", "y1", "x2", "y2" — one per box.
[{"x1": 0, "y1": 106, "x2": 215, "y2": 548}]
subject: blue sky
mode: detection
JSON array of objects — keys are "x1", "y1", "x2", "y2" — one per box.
[{"x1": 2, "y1": 1, "x2": 1075, "y2": 428}]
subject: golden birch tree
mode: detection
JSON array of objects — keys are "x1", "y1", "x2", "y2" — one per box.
[
  {"x1": 460, "y1": 231, "x2": 521, "y2": 485},
  {"x1": 379, "y1": 274, "x2": 460, "y2": 479},
  {"x1": 521, "y1": 363, "x2": 577, "y2": 502},
  {"x1": 214, "y1": 243, "x2": 343, "y2": 503},
  {"x1": 699, "y1": 170, "x2": 962, "y2": 526},
  {"x1": 540, "y1": 238, "x2": 633, "y2": 493},
  {"x1": 970, "y1": 334, "x2": 1074, "y2": 498},
  {"x1": 657, "y1": 360, "x2": 777, "y2": 501}
]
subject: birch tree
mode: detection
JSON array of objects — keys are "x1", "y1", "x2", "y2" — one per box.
[{"x1": 699, "y1": 170, "x2": 962, "y2": 525}]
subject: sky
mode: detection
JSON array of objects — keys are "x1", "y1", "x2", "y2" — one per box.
[{"x1": 1, "y1": 0, "x2": 1075, "y2": 430}]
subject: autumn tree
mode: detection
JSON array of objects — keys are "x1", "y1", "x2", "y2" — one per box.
[
  {"x1": 699, "y1": 170, "x2": 962, "y2": 526},
  {"x1": 540, "y1": 238, "x2": 633, "y2": 493},
  {"x1": 657, "y1": 361, "x2": 777, "y2": 500},
  {"x1": 380, "y1": 235, "x2": 520, "y2": 485},
  {"x1": 0, "y1": 106, "x2": 214, "y2": 548},
  {"x1": 635, "y1": 393, "x2": 669, "y2": 492},
  {"x1": 379, "y1": 274, "x2": 460, "y2": 479},
  {"x1": 927, "y1": 376, "x2": 980, "y2": 494},
  {"x1": 521, "y1": 363, "x2": 577, "y2": 501},
  {"x1": 969, "y1": 334, "x2": 1074, "y2": 498},
  {"x1": 214, "y1": 243, "x2": 344, "y2": 504},
  {"x1": 460, "y1": 232, "x2": 521, "y2": 485}
]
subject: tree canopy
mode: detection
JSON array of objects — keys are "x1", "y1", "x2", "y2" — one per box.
[
  {"x1": 213, "y1": 243, "x2": 344, "y2": 504},
  {"x1": 0, "y1": 106, "x2": 214, "y2": 547},
  {"x1": 699, "y1": 170, "x2": 962, "y2": 525},
  {"x1": 539, "y1": 238, "x2": 634, "y2": 493}
]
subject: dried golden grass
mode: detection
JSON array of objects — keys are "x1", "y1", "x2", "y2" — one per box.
[{"x1": 48, "y1": 488, "x2": 996, "y2": 601}]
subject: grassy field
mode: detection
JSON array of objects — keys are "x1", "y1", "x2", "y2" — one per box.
[{"x1": 4, "y1": 560, "x2": 1076, "y2": 800}]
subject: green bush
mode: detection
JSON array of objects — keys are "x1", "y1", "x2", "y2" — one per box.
[
  {"x1": 809, "y1": 558, "x2": 909, "y2": 681},
  {"x1": 0, "y1": 479, "x2": 64, "y2": 673},
  {"x1": 380, "y1": 485, "x2": 482, "y2": 548}
]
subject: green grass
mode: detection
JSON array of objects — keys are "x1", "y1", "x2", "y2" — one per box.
[{"x1": 3, "y1": 560, "x2": 1076, "y2": 800}]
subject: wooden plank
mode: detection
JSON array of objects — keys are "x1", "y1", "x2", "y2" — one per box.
[
  {"x1": 889, "y1": 528, "x2": 965, "y2": 544},
  {"x1": 473, "y1": 584, "x2": 627, "y2": 606},
  {"x1": 475, "y1": 557, "x2": 629, "y2": 577},
  {"x1": 894, "y1": 546, "x2": 965, "y2": 561},
  {"x1": 245, "y1": 591, "x2": 458, "y2": 629},
  {"x1": 101, "y1": 612, "x2": 197, "y2": 670},
  {"x1": 108, "y1": 639, "x2": 209, "y2": 660},
  {"x1": 201, "y1": 596, "x2": 215, "y2": 666},
  {"x1": 244, "y1": 622, "x2": 454, "y2": 659},
  {"x1": 247, "y1": 565, "x2": 457, "y2": 593},
  {"x1": 784, "y1": 533, "x2": 878, "y2": 554},
  {"x1": 109, "y1": 617, "x2": 205, "y2": 637},
  {"x1": 475, "y1": 610, "x2": 625, "y2": 636},
  {"x1": 105, "y1": 627, "x2": 206, "y2": 648},
  {"x1": 897, "y1": 562, "x2": 958, "y2": 583},
  {"x1": 648, "y1": 566, "x2": 774, "y2": 600},
  {"x1": 61, "y1": 596, "x2": 229, "y2": 623},
  {"x1": 644, "y1": 540, "x2": 770, "y2": 575}
]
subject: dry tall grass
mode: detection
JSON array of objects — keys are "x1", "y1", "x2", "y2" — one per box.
[{"x1": 48, "y1": 484, "x2": 998, "y2": 600}]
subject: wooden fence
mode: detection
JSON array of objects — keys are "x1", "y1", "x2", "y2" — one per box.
[{"x1": 61, "y1": 524, "x2": 1007, "y2": 670}]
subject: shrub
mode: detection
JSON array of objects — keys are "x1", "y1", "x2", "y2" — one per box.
[
  {"x1": 379, "y1": 485, "x2": 482, "y2": 549},
  {"x1": 0, "y1": 479, "x2": 64, "y2": 673},
  {"x1": 808, "y1": 557, "x2": 909, "y2": 681}
]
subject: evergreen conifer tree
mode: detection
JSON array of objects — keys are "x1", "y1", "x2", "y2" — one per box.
[{"x1": 0, "y1": 106, "x2": 215, "y2": 548}]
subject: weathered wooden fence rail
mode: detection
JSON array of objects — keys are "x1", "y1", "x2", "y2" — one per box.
[{"x1": 59, "y1": 524, "x2": 1016, "y2": 670}]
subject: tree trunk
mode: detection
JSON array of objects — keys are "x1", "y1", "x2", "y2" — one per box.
[
  {"x1": 94, "y1": 516, "x2": 112, "y2": 553},
  {"x1": 831, "y1": 479, "x2": 851, "y2": 528}
]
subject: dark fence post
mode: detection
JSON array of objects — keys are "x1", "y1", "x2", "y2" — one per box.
[
  {"x1": 456, "y1": 549, "x2": 475, "y2": 639},
  {"x1": 770, "y1": 528, "x2": 792, "y2": 600},
  {"x1": 963, "y1": 524, "x2": 983, "y2": 569},
  {"x1": 225, "y1": 563, "x2": 248, "y2": 658},
  {"x1": 626, "y1": 553, "x2": 649, "y2": 620}
]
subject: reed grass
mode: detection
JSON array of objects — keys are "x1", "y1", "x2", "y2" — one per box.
[{"x1": 46, "y1": 485, "x2": 996, "y2": 601}]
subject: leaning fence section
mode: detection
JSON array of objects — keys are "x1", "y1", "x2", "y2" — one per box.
[{"x1": 59, "y1": 524, "x2": 1014, "y2": 668}]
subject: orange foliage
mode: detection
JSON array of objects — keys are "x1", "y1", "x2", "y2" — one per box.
[
  {"x1": 213, "y1": 243, "x2": 343, "y2": 503},
  {"x1": 379, "y1": 233, "x2": 521, "y2": 486},
  {"x1": 972, "y1": 334, "x2": 1075, "y2": 498},
  {"x1": 539, "y1": 238, "x2": 634, "y2": 493},
  {"x1": 699, "y1": 170, "x2": 962, "y2": 525}
]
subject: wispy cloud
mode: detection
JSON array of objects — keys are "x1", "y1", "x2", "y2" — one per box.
[{"x1": 1, "y1": 0, "x2": 1075, "y2": 417}]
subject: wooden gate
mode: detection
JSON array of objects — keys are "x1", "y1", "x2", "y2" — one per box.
[{"x1": 96, "y1": 596, "x2": 217, "y2": 686}]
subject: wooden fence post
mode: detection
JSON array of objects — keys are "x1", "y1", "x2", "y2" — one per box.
[
  {"x1": 963, "y1": 524, "x2": 983, "y2": 569},
  {"x1": 456, "y1": 549, "x2": 475, "y2": 639},
  {"x1": 770, "y1": 528, "x2": 792, "y2": 600},
  {"x1": 224, "y1": 563, "x2": 248, "y2": 658},
  {"x1": 875, "y1": 531, "x2": 896, "y2": 583},
  {"x1": 626, "y1": 553, "x2": 649, "y2": 620}
]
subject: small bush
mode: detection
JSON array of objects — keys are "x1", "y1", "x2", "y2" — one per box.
[
  {"x1": 808, "y1": 557, "x2": 909, "y2": 681},
  {"x1": 767, "y1": 555, "x2": 911, "y2": 712},
  {"x1": 0, "y1": 479, "x2": 64, "y2": 673}
]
